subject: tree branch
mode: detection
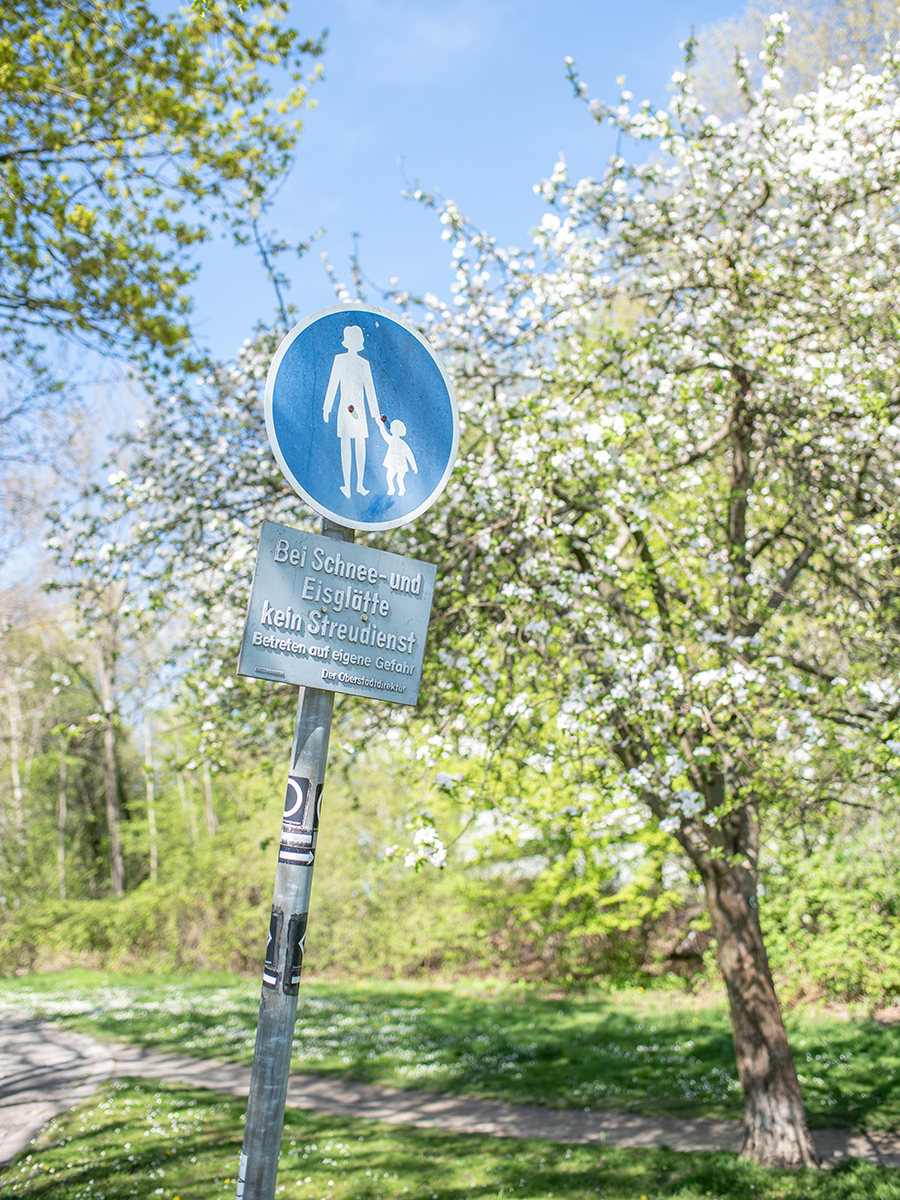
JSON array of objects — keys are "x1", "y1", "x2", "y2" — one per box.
[
  {"x1": 668, "y1": 410, "x2": 734, "y2": 469},
  {"x1": 623, "y1": 514, "x2": 673, "y2": 642},
  {"x1": 739, "y1": 543, "x2": 813, "y2": 637}
]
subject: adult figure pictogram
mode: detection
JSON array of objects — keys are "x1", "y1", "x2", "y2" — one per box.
[{"x1": 322, "y1": 325, "x2": 380, "y2": 498}]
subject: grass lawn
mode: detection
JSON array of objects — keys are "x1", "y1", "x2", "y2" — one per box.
[
  {"x1": 1, "y1": 1078, "x2": 896, "y2": 1200},
  {"x1": 0, "y1": 973, "x2": 898, "y2": 1131}
]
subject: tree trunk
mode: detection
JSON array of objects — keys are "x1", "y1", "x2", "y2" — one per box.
[
  {"x1": 202, "y1": 758, "x2": 217, "y2": 836},
  {"x1": 97, "y1": 648, "x2": 125, "y2": 898},
  {"x1": 700, "y1": 855, "x2": 817, "y2": 1167},
  {"x1": 103, "y1": 711, "x2": 125, "y2": 896},
  {"x1": 5, "y1": 683, "x2": 25, "y2": 831},
  {"x1": 173, "y1": 731, "x2": 199, "y2": 846},
  {"x1": 57, "y1": 741, "x2": 67, "y2": 901},
  {"x1": 177, "y1": 768, "x2": 198, "y2": 846},
  {"x1": 143, "y1": 717, "x2": 158, "y2": 883}
]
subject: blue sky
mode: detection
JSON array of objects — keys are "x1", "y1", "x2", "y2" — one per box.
[{"x1": 191, "y1": 0, "x2": 744, "y2": 359}]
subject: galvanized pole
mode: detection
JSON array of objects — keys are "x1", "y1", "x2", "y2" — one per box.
[{"x1": 236, "y1": 518, "x2": 353, "y2": 1200}]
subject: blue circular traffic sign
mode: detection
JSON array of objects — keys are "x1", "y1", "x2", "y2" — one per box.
[{"x1": 265, "y1": 304, "x2": 459, "y2": 531}]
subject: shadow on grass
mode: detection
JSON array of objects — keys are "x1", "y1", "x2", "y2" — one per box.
[
  {"x1": 3, "y1": 1079, "x2": 900, "y2": 1200},
  {"x1": 281, "y1": 1109, "x2": 900, "y2": 1200},
  {"x1": 290, "y1": 987, "x2": 745, "y2": 1122},
  {"x1": 787, "y1": 1011, "x2": 900, "y2": 1132},
  {"x1": 5, "y1": 974, "x2": 900, "y2": 1133}
]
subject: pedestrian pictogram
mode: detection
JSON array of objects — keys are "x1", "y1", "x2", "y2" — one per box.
[{"x1": 265, "y1": 303, "x2": 459, "y2": 531}]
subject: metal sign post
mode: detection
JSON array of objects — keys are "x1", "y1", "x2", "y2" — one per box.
[
  {"x1": 235, "y1": 304, "x2": 458, "y2": 1200},
  {"x1": 236, "y1": 521, "x2": 351, "y2": 1198}
]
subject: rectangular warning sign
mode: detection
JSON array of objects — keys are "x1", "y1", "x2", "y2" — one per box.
[{"x1": 237, "y1": 521, "x2": 436, "y2": 706}]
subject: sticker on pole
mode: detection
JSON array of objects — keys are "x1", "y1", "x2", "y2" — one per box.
[
  {"x1": 237, "y1": 520, "x2": 437, "y2": 706},
  {"x1": 265, "y1": 303, "x2": 459, "y2": 531}
]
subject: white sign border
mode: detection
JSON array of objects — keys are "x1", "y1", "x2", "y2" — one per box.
[{"x1": 265, "y1": 302, "x2": 460, "y2": 532}]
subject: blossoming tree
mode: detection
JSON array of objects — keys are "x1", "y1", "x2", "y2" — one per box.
[
  {"x1": 67, "y1": 14, "x2": 900, "y2": 1169},
  {"x1": 389, "y1": 17, "x2": 900, "y2": 1166}
]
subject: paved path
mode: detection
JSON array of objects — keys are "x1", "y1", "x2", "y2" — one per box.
[
  {"x1": 0, "y1": 1017, "x2": 116, "y2": 1166},
  {"x1": 2, "y1": 1017, "x2": 899, "y2": 1169}
]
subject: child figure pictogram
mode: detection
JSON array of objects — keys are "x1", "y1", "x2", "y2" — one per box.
[{"x1": 378, "y1": 415, "x2": 418, "y2": 496}]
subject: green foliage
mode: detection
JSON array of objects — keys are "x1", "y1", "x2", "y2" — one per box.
[
  {"x1": 0, "y1": 619, "x2": 143, "y2": 905},
  {"x1": 4, "y1": 615, "x2": 898, "y2": 998},
  {"x1": 0, "y1": 0, "x2": 323, "y2": 378},
  {"x1": 439, "y1": 725, "x2": 695, "y2": 986},
  {"x1": 7, "y1": 1078, "x2": 898, "y2": 1200},
  {"x1": 761, "y1": 808, "x2": 900, "y2": 1004},
  {"x1": 0, "y1": 855, "x2": 265, "y2": 975},
  {"x1": 0, "y1": 732, "x2": 489, "y2": 978}
]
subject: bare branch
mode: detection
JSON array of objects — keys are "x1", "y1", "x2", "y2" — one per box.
[
  {"x1": 668, "y1": 410, "x2": 734, "y2": 469},
  {"x1": 740, "y1": 543, "x2": 814, "y2": 637}
]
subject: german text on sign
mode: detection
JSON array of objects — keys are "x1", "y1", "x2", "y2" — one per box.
[{"x1": 237, "y1": 521, "x2": 436, "y2": 706}]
